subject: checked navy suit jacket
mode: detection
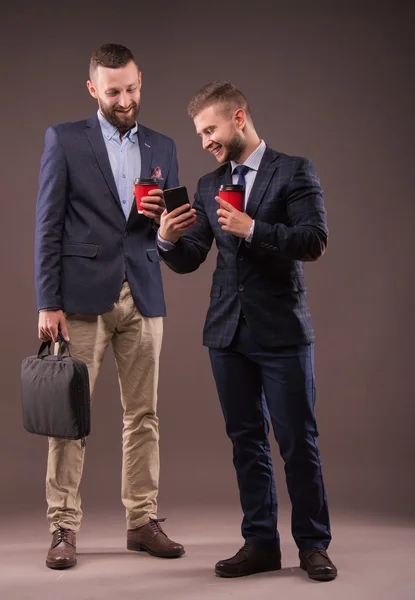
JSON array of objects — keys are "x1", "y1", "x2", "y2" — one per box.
[{"x1": 159, "y1": 146, "x2": 328, "y2": 349}]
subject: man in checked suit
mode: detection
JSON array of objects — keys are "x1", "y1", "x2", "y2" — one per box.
[
  {"x1": 35, "y1": 43, "x2": 184, "y2": 569},
  {"x1": 158, "y1": 82, "x2": 337, "y2": 581}
]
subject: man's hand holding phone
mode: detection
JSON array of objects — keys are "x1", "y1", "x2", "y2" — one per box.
[
  {"x1": 159, "y1": 204, "x2": 196, "y2": 243},
  {"x1": 159, "y1": 186, "x2": 196, "y2": 243}
]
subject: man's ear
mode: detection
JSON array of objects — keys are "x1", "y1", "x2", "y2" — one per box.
[
  {"x1": 233, "y1": 108, "x2": 247, "y2": 131},
  {"x1": 86, "y1": 80, "x2": 98, "y2": 99}
]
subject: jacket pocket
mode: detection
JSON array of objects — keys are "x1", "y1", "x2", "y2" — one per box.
[
  {"x1": 271, "y1": 278, "x2": 307, "y2": 295},
  {"x1": 147, "y1": 249, "x2": 161, "y2": 262},
  {"x1": 210, "y1": 284, "x2": 222, "y2": 298},
  {"x1": 61, "y1": 243, "x2": 99, "y2": 257}
]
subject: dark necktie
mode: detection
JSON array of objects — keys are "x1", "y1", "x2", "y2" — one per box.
[
  {"x1": 233, "y1": 165, "x2": 250, "y2": 209},
  {"x1": 233, "y1": 164, "x2": 250, "y2": 188}
]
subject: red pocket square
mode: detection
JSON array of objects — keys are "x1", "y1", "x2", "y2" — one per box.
[{"x1": 151, "y1": 166, "x2": 162, "y2": 179}]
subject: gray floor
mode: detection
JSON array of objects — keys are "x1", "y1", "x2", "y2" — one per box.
[{"x1": 1, "y1": 507, "x2": 414, "y2": 600}]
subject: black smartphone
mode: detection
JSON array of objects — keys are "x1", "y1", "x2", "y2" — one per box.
[{"x1": 163, "y1": 186, "x2": 191, "y2": 213}]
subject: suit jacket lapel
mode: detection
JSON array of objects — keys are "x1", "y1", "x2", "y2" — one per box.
[
  {"x1": 85, "y1": 114, "x2": 120, "y2": 206},
  {"x1": 138, "y1": 125, "x2": 152, "y2": 178},
  {"x1": 245, "y1": 146, "x2": 280, "y2": 220},
  {"x1": 206, "y1": 164, "x2": 232, "y2": 220},
  {"x1": 216, "y1": 164, "x2": 232, "y2": 196},
  {"x1": 124, "y1": 126, "x2": 154, "y2": 225}
]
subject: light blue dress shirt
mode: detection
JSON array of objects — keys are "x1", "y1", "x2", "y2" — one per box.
[{"x1": 97, "y1": 110, "x2": 142, "y2": 220}]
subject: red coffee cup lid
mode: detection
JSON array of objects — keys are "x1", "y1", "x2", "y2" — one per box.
[
  {"x1": 219, "y1": 184, "x2": 244, "y2": 192},
  {"x1": 134, "y1": 177, "x2": 159, "y2": 184}
]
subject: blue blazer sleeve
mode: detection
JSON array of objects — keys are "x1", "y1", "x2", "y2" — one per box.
[{"x1": 34, "y1": 126, "x2": 68, "y2": 311}]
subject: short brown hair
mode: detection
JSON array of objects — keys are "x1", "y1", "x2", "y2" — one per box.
[
  {"x1": 187, "y1": 81, "x2": 251, "y2": 120},
  {"x1": 89, "y1": 43, "x2": 138, "y2": 81}
]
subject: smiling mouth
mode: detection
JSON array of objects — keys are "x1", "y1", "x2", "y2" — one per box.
[
  {"x1": 116, "y1": 106, "x2": 134, "y2": 114},
  {"x1": 211, "y1": 145, "x2": 222, "y2": 156}
]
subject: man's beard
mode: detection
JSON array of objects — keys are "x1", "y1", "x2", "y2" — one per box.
[
  {"x1": 101, "y1": 101, "x2": 140, "y2": 133},
  {"x1": 220, "y1": 132, "x2": 246, "y2": 163}
]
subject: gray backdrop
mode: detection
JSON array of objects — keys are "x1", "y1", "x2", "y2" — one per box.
[{"x1": 1, "y1": 0, "x2": 414, "y2": 522}]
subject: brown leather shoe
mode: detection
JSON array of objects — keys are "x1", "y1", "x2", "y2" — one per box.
[
  {"x1": 299, "y1": 548, "x2": 337, "y2": 581},
  {"x1": 215, "y1": 544, "x2": 282, "y2": 578},
  {"x1": 46, "y1": 527, "x2": 77, "y2": 569},
  {"x1": 127, "y1": 518, "x2": 185, "y2": 558}
]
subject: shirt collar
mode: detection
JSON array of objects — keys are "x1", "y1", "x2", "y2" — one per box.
[
  {"x1": 97, "y1": 109, "x2": 138, "y2": 142},
  {"x1": 231, "y1": 139, "x2": 266, "y2": 173}
]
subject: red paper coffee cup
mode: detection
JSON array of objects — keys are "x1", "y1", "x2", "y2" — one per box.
[
  {"x1": 219, "y1": 184, "x2": 244, "y2": 212},
  {"x1": 134, "y1": 177, "x2": 159, "y2": 214}
]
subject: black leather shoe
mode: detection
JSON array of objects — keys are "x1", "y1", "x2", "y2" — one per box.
[
  {"x1": 299, "y1": 548, "x2": 337, "y2": 581},
  {"x1": 215, "y1": 544, "x2": 281, "y2": 578}
]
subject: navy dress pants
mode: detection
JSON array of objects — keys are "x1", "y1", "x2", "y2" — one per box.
[{"x1": 209, "y1": 318, "x2": 331, "y2": 550}]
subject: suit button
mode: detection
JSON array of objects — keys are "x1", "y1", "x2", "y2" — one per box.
[
  {"x1": 123, "y1": 231, "x2": 128, "y2": 238},
  {"x1": 238, "y1": 284, "x2": 244, "y2": 292},
  {"x1": 238, "y1": 256, "x2": 243, "y2": 261}
]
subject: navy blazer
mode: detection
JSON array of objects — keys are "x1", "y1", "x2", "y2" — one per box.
[
  {"x1": 34, "y1": 113, "x2": 179, "y2": 316},
  {"x1": 160, "y1": 147, "x2": 328, "y2": 348}
]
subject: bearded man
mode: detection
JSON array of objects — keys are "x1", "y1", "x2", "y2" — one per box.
[{"x1": 35, "y1": 43, "x2": 184, "y2": 570}]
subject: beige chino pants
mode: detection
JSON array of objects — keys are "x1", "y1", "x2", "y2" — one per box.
[{"x1": 46, "y1": 282, "x2": 163, "y2": 533}]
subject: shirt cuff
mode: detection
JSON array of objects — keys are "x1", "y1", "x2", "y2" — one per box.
[
  {"x1": 245, "y1": 220, "x2": 255, "y2": 244},
  {"x1": 157, "y1": 231, "x2": 176, "y2": 251}
]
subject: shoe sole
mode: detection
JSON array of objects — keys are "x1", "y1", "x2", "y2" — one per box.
[
  {"x1": 300, "y1": 562, "x2": 337, "y2": 581},
  {"x1": 215, "y1": 564, "x2": 281, "y2": 578},
  {"x1": 127, "y1": 541, "x2": 185, "y2": 558},
  {"x1": 46, "y1": 559, "x2": 77, "y2": 570}
]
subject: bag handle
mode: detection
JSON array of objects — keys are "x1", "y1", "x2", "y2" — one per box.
[
  {"x1": 56, "y1": 332, "x2": 72, "y2": 360},
  {"x1": 37, "y1": 329, "x2": 72, "y2": 360},
  {"x1": 37, "y1": 340, "x2": 52, "y2": 358}
]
